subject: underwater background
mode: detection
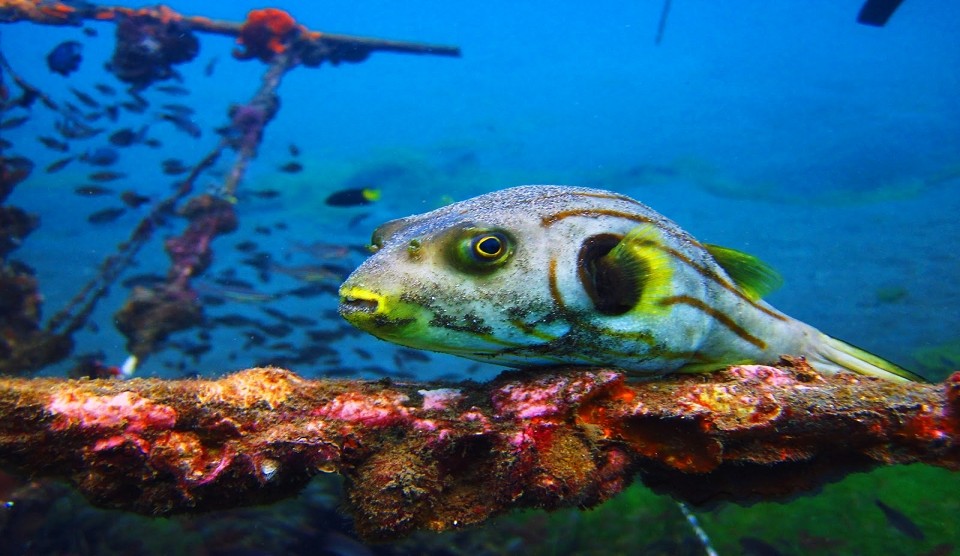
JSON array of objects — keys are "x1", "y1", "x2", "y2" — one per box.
[{"x1": 1, "y1": 1, "x2": 959, "y2": 554}]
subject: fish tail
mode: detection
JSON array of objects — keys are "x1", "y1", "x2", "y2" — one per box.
[{"x1": 813, "y1": 334, "x2": 924, "y2": 382}]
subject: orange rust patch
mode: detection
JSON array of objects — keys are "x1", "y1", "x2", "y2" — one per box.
[{"x1": 197, "y1": 367, "x2": 301, "y2": 409}]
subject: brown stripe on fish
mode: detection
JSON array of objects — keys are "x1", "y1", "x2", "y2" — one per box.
[
  {"x1": 548, "y1": 257, "x2": 567, "y2": 311},
  {"x1": 541, "y1": 208, "x2": 657, "y2": 228},
  {"x1": 658, "y1": 295, "x2": 767, "y2": 350}
]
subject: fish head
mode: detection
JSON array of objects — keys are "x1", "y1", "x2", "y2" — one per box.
[{"x1": 339, "y1": 185, "x2": 664, "y2": 367}]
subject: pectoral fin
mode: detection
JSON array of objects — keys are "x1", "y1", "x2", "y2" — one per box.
[{"x1": 705, "y1": 243, "x2": 783, "y2": 301}]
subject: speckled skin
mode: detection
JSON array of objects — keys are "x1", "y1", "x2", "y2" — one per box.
[{"x1": 339, "y1": 185, "x2": 911, "y2": 380}]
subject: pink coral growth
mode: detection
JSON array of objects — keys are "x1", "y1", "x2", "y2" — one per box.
[{"x1": 48, "y1": 390, "x2": 177, "y2": 433}]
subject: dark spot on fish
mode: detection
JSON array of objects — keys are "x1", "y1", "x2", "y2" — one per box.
[
  {"x1": 94, "y1": 83, "x2": 116, "y2": 96},
  {"x1": 289, "y1": 143, "x2": 300, "y2": 157},
  {"x1": 354, "y1": 348, "x2": 372, "y2": 360},
  {"x1": 46, "y1": 41, "x2": 83, "y2": 76},
  {"x1": 87, "y1": 207, "x2": 126, "y2": 224},
  {"x1": 278, "y1": 161, "x2": 303, "y2": 173},
  {"x1": 254, "y1": 226, "x2": 272, "y2": 236},
  {"x1": 144, "y1": 138, "x2": 163, "y2": 148},
  {"x1": 83, "y1": 27, "x2": 98, "y2": 37}
]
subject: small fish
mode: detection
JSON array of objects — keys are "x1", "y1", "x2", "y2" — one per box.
[
  {"x1": 338, "y1": 185, "x2": 923, "y2": 381},
  {"x1": 37, "y1": 136, "x2": 70, "y2": 152},
  {"x1": 87, "y1": 207, "x2": 126, "y2": 224},
  {"x1": 80, "y1": 147, "x2": 119, "y2": 166},
  {"x1": 161, "y1": 158, "x2": 189, "y2": 175},
  {"x1": 55, "y1": 118, "x2": 103, "y2": 139},
  {"x1": 88, "y1": 170, "x2": 126, "y2": 182},
  {"x1": 108, "y1": 127, "x2": 143, "y2": 147},
  {"x1": 75, "y1": 185, "x2": 115, "y2": 196},
  {"x1": 46, "y1": 41, "x2": 83, "y2": 76},
  {"x1": 46, "y1": 156, "x2": 76, "y2": 173},
  {"x1": 250, "y1": 189, "x2": 282, "y2": 199},
  {"x1": 325, "y1": 187, "x2": 381, "y2": 207},
  {"x1": 0, "y1": 115, "x2": 29, "y2": 130},
  {"x1": 235, "y1": 240, "x2": 258, "y2": 253},
  {"x1": 104, "y1": 104, "x2": 120, "y2": 122},
  {"x1": 119, "y1": 101, "x2": 147, "y2": 114},
  {"x1": 161, "y1": 103, "x2": 194, "y2": 115},
  {"x1": 121, "y1": 273, "x2": 165, "y2": 288},
  {"x1": 159, "y1": 113, "x2": 201, "y2": 138},
  {"x1": 278, "y1": 161, "x2": 303, "y2": 173},
  {"x1": 70, "y1": 87, "x2": 100, "y2": 108},
  {"x1": 120, "y1": 190, "x2": 151, "y2": 208},
  {"x1": 94, "y1": 83, "x2": 116, "y2": 96},
  {"x1": 875, "y1": 499, "x2": 925, "y2": 540},
  {"x1": 204, "y1": 57, "x2": 218, "y2": 77},
  {"x1": 156, "y1": 84, "x2": 190, "y2": 96},
  {"x1": 289, "y1": 143, "x2": 300, "y2": 157}
]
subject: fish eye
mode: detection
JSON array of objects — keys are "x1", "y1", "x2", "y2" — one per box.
[
  {"x1": 447, "y1": 228, "x2": 513, "y2": 274},
  {"x1": 473, "y1": 235, "x2": 504, "y2": 259}
]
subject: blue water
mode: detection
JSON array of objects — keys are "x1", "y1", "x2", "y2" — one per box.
[{"x1": 1, "y1": 1, "x2": 959, "y2": 552}]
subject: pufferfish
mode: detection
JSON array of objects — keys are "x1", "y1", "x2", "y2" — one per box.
[{"x1": 338, "y1": 185, "x2": 920, "y2": 382}]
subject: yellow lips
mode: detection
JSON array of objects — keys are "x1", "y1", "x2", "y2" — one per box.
[{"x1": 338, "y1": 285, "x2": 419, "y2": 337}]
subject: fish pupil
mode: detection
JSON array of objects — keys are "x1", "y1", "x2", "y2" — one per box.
[{"x1": 474, "y1": 236, "x2": 503, "y2": 258}]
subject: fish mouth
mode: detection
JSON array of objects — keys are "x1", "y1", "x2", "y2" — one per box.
[
  {"x1": 338, "y1": 287, "x2": 385, "y2": 319},
  {"x1": 338, "y1": 286, "x2": 418, "y2": 335},
  {"x1": 339, "y1": 295, "x2": 380, "y2": 315}
]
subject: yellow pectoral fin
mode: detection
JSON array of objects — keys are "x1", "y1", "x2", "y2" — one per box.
[{"x1": 704, "y1": 243, "x2": 783, "y2": 301}]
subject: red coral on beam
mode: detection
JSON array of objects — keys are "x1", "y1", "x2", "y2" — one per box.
[{"x1": 0, "y1": 358, "x2": 957, "y2": 540}]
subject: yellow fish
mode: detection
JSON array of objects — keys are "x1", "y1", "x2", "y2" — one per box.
[{"x1": 339, "y1": 185, "x2": 921, "y2": 382}]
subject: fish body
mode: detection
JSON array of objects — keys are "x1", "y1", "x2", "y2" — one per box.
[
  {"x1": 81, "y1": 147, "x2": 119, "y2": 166},
  {"x1": 46, "y1": 41, "x2": 83, "y2": 76},
  {"x1": 339, "y1": 185, "x2": 919, "y2": 381},
  {"x1": 326, "y1": 187, "x2": 381, "y2": 207}
]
